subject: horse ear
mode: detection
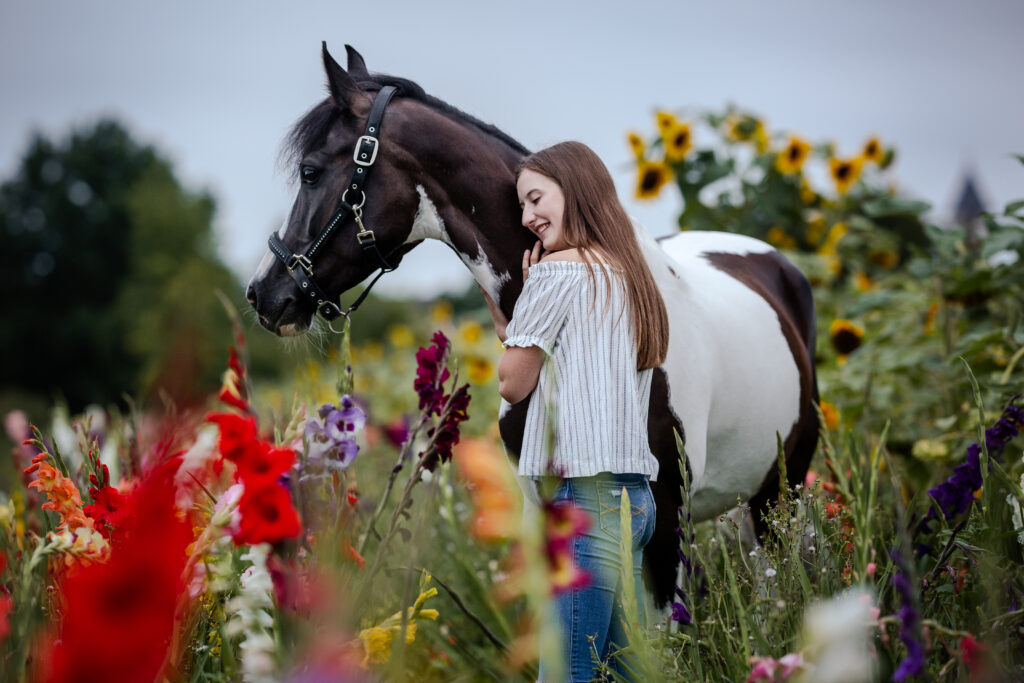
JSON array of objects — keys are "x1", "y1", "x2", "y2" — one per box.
[
  {"x1": 345, "y1": 45, "x2": 369, "y2": 79},
  {"x1": 322, "y1": 41, "x2": 360, "y2": 107}
]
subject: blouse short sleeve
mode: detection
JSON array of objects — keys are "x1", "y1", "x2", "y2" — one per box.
[{"x1": 502, "y1": 265, "x2": 580, "y2": 355}]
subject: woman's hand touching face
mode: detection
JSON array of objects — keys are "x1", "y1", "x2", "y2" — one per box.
[{"x1": 522, "y1": 241, "x2": 542, "y2": 282}]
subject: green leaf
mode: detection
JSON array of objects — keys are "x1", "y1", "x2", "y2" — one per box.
[
  {"x1": 1004, "y1": 199, "x2": 1024, "y2": 216},
  {"x1": 1012, "y1": 154, "x2": 1024, "y2": 166},
  {"x1": 861, "y1": 196, "x2": 931, "y2": 217}
]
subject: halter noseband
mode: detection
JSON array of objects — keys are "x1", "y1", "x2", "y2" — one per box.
[{"x1": 268, "y1": 85, "x2": 399, "y2": 326}]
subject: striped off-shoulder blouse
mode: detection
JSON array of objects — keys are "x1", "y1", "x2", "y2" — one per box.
[{"x1": 501, "y1": 260, "x2": 659, "y2": 481}]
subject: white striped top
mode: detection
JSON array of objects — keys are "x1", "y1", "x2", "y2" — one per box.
[{"x1": 501, "y1": 261, "x2": 659, "y2": 481}]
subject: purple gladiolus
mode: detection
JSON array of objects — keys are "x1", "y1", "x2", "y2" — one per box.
[
  {"x1": 920, "y1": 395, "x2": 1024, "y2": 533},
  {"x1": 302, "y1": 396, "x2": 366, "y2": 477},
  {"x1": 890, "y1": 548, "x2": 925, "y2": 681}
]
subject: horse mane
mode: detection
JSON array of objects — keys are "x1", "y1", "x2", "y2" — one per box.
[{"x1": 283, "y1": 72, "x2": 530, "y2": 169}]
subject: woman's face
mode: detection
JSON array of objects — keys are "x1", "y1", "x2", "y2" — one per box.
[{"x1": 517, "y1": 169, "x2": 569, "y2": 252}]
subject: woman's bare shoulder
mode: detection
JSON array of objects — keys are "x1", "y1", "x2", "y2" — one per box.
[{"x1": 540, "y1": 248, "x2": 611, "y2": 264}]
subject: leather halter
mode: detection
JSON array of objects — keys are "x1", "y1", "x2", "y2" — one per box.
[{"x1": 267, "y1": 85, "x2": 399, "y2": 325}]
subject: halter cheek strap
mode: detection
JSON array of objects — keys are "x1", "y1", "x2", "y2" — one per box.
[{"x1": 268, "y1": 85, "x2": 399, "y2": 323}]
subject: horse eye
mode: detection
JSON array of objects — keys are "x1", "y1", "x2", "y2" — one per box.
[{"x1": 300, "y1": 165, "x2": 321, "y2": 185}]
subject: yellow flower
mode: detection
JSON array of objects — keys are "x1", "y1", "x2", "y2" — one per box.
[
  {"x1": 626, "y1": 131, "x2": 646, "y2": 160},
  {"x1": 655, "y1": 111, "x2": 679, "y2": 138},
  {"x1": 869, "y1": 250, "x2": 899, "y2": 269},
  {"x1": 830, "y1": 319, "x2": 864, "y2": 360},
  {"x1": 663, "y1": 122, "x2": 693, "y2": 162},
  {"x1": 806, "y1": 213, "x2": 826, "y2": 244},
  {"x1": 852, "y1": 270, "x2": 875, "y2": 292},
  {"x1": 829, "y1": 156, "x2": 863, "y2": 195},
  {"x1": 635, "y1": 160, "x2": 671, "y2": 200},
  {"x1": 724, "y1": 114, "x2": 766, "y2": 148},
  {"x1": 817, "y1": 222, "x2": 848, "y2": 257},
  {"x1": 799, "y1": 177, "x2": 817, "y2": 205},
  {"x1": 465, "y1": 356, "x2": 494, "y2": 384},
  {"x1": 766, "y1": 226, "x2": 797, "y2": 250},
  {"x1": 387, "y1": 324, "x2": 415, "y2": 349},
  {"x1": 912, "y1": 439, "x2": 950, "y2": 461},
  {"x1": 358, "y1": 626, "x2": 393, "y2": 666},
  {"x1": 458, "y1": 320, "x2": 484, "y2": 345},
  {"x1": 862, "y1": 136, "x2": 883, "y2": 164},
  {"x1": 776, "y1": 136, "x2": 811, "y2": 175},
  {"x1": 431, "y1": 300, "x2": 453, "y2": 324},
  {"x1": 819, "y1": 401, "x2": 840, "y2": 431}
]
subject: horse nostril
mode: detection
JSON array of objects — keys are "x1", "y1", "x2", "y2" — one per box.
[{"x1": 246, "y1": 283, "x2": 258, "y2": 307}]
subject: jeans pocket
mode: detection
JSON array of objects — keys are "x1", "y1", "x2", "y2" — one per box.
[{"x1": 596, "y1": 481, "x2": 652, "y2": 548}]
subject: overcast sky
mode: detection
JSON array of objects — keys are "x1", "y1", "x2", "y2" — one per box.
[{"x1": 3, "y1": 0, "x2": 1022, "y2": 298}]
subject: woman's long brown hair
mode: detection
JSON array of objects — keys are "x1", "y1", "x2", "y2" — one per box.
[{"x1": 516, "y1": 141, "x2": 669, "y2": 370}]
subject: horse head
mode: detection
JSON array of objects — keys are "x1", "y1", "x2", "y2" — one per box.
[{"x1": 247, "y1": 44, "x2": 529, "y2": 336}]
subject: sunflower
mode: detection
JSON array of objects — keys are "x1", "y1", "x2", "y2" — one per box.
[
  {"x1": 829, "y1": 319, "x2": 864, "y2": 359},
  {"x1": 776, "y1": 136, "x2": 811, "y2": 175},
  {"x1": 852, "y1": 270, "x2": 875, "y2": 292},
  {"x1": 862, "y1": 136, "x2": 883, "y2": 164},
  {"x1": 766, "y1": 226, "x2": 797, "y2": 250},
  {"x1": 465, "y1": 355, "x2": 494, "y2": 384},
  {"x1": 829, "y1": 156, "x2": 863, "y2": 195},
  {"x1": 799, "y1": 176, "x2": 817, "y2": 205},
  {"x1": 635, "y1": 160, "x2": 671, "y2": 200},
  {"x1": 816, "y1": 222, "x2": 848, "y2": 257},
  {"x1": 656, "y1": 111, "x2": 679, "y2": 138},
  {"x1": 430, "y1": 300, "x2": 453, "y2": 323},
  {"x1": 627, "y1": 131, "x2": 646, "y2": 160},
  {"x1": 869, "y1": 249, "x2": 899, "y2": 269},
  {"x1": 663, "y1": 122, "x2": 693, "y2": 162},
  {"x1": 724, "y1": 114, "x2": 767, "y2": 150}
]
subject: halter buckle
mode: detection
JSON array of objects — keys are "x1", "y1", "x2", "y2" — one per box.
[
  {"x1": 353, "y1": 135, "x2": 379, "y2": 167},
  {"x1": 287, "y1": 254, "x2": 313, "y2": 276},
  {"x1": 356, "y1": 229, "x2": 376, "y2": 246}
]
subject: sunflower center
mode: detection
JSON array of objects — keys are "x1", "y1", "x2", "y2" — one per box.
[
  {"x1": 675, "y1": 131, "x2": 688, "y2": 147},
  {"x1": 641, "y1": 170, "x2": 661, "y2": 191},
  {"x1": 788, "y1": 145, "x2": 800, "y2": 162},
  {"x1": 836, "y1": 164, "x2": 850, "y2": 180}
]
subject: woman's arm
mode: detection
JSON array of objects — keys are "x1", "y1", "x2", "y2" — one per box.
[{"x1": 497, "y1": 346, "x2": 545, "y2": 403}]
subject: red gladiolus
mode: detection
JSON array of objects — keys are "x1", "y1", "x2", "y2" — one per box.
[
  {"x1": 206, "y1": 412, "x2": 259, "y2": 462},
  {"x1": 83, "y1": 485, "x2": 129, "y2": 535},
  {"x1": 0, "y1": 594, "x2": 12, "y2": 645},
  {"x1": 41, "y1": 468, "x2": 192, "y2": 683},
  {"x1": 414, "y1": 332, "x2": 451, "y2": 416},
  {"x1": 233, "y1": 442, "x2": 295, "y2": 488},
  {"x1": 236, "y1": 483, "x2": 303, "y2": 546},
  {"x1": 959, "y1": 634, "x2": 991, "y2": 681}
]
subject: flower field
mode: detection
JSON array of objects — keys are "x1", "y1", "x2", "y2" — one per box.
[{"x1": 2, "y1": 109, "x2": 1024, "y2": 682}]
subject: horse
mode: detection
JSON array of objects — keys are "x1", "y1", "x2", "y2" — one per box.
[{"x1": 246, "y1": 44, "x2": 819, "y2": 609}]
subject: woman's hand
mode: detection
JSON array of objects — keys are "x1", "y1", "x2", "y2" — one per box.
[
  {"x1": 478, "y1": 284, "x2": 509, "y2": 342},
  {"x1": 522, "y1": 241, "x2": 542, "y2": 282}
]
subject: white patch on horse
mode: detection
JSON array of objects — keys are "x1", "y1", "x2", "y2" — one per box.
[
  {"x1": 406, "y1": 185, "x2": 451, "y2": 245},
  {"x1": 250, "y1": 220, "x2": 288, "y2": 283},
  {"x1": 408, "y1": 184, "x2": 510, "y2": 304},
  {"x1": 635, "y1": 222, "x2": 803, "y2": 521},
  {"x1": 463, "y1": 243, "x2": 511, "y2": 305}
]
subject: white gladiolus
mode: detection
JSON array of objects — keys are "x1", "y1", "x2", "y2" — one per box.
[
  {"x1": 225, "y1": 544, "x2": 278, "y2": 683},
  {"x1": 798, "y1": 588, "x2": 877, "y2": 683}
]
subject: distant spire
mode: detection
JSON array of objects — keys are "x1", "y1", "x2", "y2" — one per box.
[{"x1": 954, "y1": 174, "x2": 986, "y2": 227}]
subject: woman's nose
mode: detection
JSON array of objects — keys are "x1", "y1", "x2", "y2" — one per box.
[{"x1": 521, "y1": 207, "x2": 534, "y2": 228}]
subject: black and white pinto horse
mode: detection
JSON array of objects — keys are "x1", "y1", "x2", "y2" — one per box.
[{"x1": 247, "y1": 45, "x2": 819, "y2": 608}]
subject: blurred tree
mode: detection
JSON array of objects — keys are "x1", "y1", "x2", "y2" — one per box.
[{"x1": 0, "y1": 119, "x2": 243, "y2": 410}]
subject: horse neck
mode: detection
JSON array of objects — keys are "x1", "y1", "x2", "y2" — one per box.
[{"x1": 401, "y1": 104, "x2": 534, "y2": 317}]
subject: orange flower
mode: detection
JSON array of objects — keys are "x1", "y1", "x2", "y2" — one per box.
[
  {"x1": 453, "y1": 438, "x2": 519, "y2": 540},
  {"x1": 819, "y1": 401, "x2": 840, "y2": 431},
  {"x1": 24, "y1": 452, "x2": 92, "y2": 531}
]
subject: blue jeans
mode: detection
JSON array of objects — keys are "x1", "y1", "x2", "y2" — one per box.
[{"x1": 542, "y1": 473, "x2": 656, "y2": 682}]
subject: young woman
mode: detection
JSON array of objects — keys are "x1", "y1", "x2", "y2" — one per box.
[{"x1": 482, "y1": 141, "x2": 670, "y2": 681}]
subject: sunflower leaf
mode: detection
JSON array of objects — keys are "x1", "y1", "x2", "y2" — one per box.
[{"x1": 1004, "y1": 199, "x2": 1024, "y2": 216}]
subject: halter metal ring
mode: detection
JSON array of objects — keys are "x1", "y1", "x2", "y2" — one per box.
[{"x1": 341, "y1": 188, "x2": 366, "y2": 210}]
